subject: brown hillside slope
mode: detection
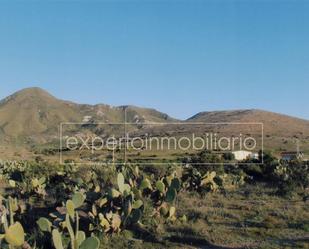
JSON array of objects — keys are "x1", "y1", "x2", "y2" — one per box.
[
  {"x1": 187, "y1": 110, "x2": 309, "y2": 153},
  {"x1": 0, "y1": 87, "x2": 176, "y2": 144}
]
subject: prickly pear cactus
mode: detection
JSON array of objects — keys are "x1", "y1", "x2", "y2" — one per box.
[{"x1": 5, "y1": 222, "x2": 25, "y2": 247}]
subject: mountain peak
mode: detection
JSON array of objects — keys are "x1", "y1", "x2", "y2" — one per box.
[
  {"x1": 0, "y1": 87, "x2": 57, "y2": 106},
  {"x1": 13, "y1": 87, "x2": 54, "y2": 98}
]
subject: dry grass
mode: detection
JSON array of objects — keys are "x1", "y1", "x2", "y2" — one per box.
[
  {"x1": 164, "y1": 184, "x2": 309, "y2": 248},
  {"x1": 98, "y1": 184, "x2": 309, "y2": 249}
]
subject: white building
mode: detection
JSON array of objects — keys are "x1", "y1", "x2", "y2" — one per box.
[
  {"x1": 232, "y1": 150, "x2": 259, "y2": 161},
  {"x1": 82, "y1": 115, "x2": 93, "y2": 123}
]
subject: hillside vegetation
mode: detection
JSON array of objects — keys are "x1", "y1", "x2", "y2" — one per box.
[{"x1": 0, "y1": 151, "x2": 308, "y2": 248}]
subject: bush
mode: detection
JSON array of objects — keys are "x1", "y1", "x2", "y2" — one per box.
[{"x1": 222, "y1": 152, "x2": 234, "y2": 161}]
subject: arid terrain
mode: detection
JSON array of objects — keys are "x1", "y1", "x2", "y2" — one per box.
[{"x1": 0, "y1": 88, "x2": 308, "y2": 162}]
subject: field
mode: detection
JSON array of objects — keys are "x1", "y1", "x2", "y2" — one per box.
[
  {"x1": 0, "y1": 152, "x2": 308, "y2": 249},
  {"x1": 99, "y1": 185, "x2": 309, "y2": 249}
]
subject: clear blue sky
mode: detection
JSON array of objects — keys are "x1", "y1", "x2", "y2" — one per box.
[{"x1": 0, "y1": 1, "x2": 308, "y2": 120}]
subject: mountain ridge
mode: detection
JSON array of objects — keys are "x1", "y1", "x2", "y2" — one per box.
[
  {"x1": 0, "y1": 87, "x2": 176, "y2": 142},
  {"x1": 0, "y1": 87, "x2": 308, "y2": 154},
  {"x1": 187, "y1": 109, "x2": 309, "y2": 122},
  {"x1": 2, "y1": 87, "x2": 308, "y2": 121}
]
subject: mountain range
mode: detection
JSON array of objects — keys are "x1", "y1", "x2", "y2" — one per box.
[{"x1": 0, "y1": 87, "x2": 308, "y2": 157}]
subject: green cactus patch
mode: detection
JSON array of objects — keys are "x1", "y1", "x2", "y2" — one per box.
[
  {"x1": 130, "y1": 209, "x2": 142, "y2": 224},
  {"x1": 66, "y1": 200, "x2": 75, "y2": 219},
  {"x1": 79, "y1": 236, "x2": 100, "y2": 249},
  {"x1": 170, "y1": 178, "x2": 181, "y2": 191},
  {"x1": 140, "y1": 178, "x2": 152, "y2": 190},
  {"x1": 72, "y1": 192, "x2": 85, "y2": 208},
  {"x1": 132, "y1": 199, "x2": 143, "y2": 209},
  {"x1": 117, "y1": 173, "x2": 125, "y2": 193},
  {"x1": 76, "y1": 231, "x2": 86, "y2": 247},
  {"x1": 156, "y1": 180, "x2": 165, "y2": 193},
  {"x1": 37, "y1": 217, "x2": 52, "y2": 232},
  {"x1": 5, "y1": 222, "x2": 25, "y2": 247},
  {"x1": 52, "y1": 229, "x2": 64, "y2": 249},
  {"x1": 166, "y1": 187, "x2": 177, "y2": 203}
]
